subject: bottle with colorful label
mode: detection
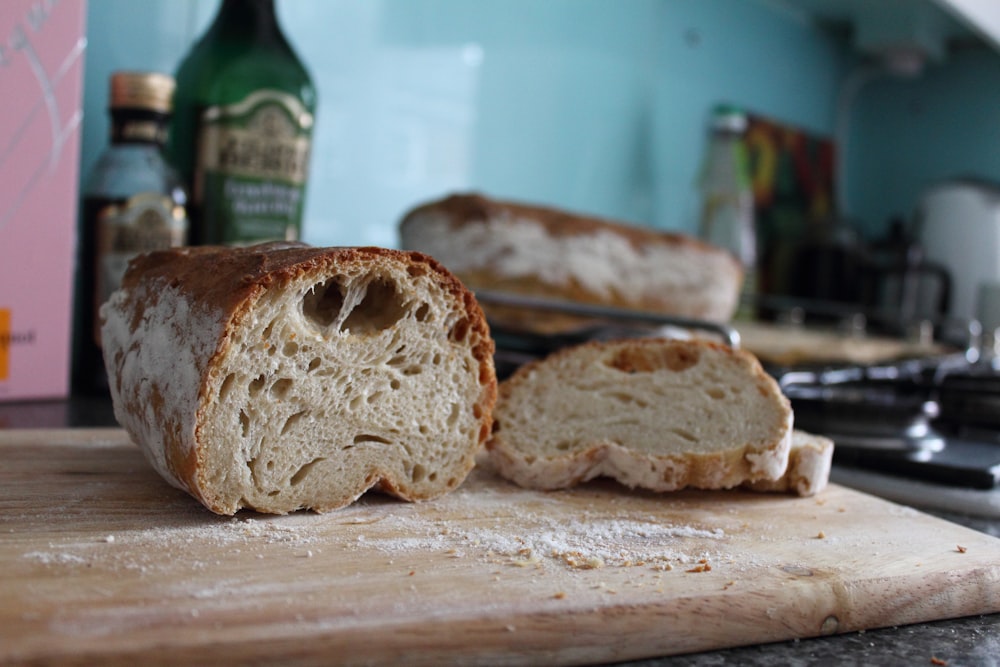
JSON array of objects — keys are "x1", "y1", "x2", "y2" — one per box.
[
  {"x1": 168, "y1": 0, "x2": 316, "y2": 246},
  {"x1": 74, "y1": 71, "x2": 189, "y2": 395}
]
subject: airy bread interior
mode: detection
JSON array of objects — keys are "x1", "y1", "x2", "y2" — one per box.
[
  {"x1": 196, "y1": 258, "x2": 492, "y2": 514},
  {"x1": 486, "y1": 338, "x2": 793, "y2": 491},
  {"x1": 102, "y1": 244, "x2": 496, "y2": 516}
]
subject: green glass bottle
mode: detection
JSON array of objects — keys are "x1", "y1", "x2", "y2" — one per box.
[{"x1": 168, "y1": 0, "x2": 316, "y2": 246}]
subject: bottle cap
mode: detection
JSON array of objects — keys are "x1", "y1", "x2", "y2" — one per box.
[
  {"x1": 710, "y1": 104, "x2": 748, "y2": 133},
  {"x1": 110, "y1": 71, "x2": 176, "y2": 113}
]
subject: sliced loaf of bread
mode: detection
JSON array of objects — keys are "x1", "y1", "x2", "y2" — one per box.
[
  {"x1": 101, "y1": 243, "x2": 496, "y2": 515},
  {"x1": 486, "y1": 338, "x2": 793, "y2": 492}
]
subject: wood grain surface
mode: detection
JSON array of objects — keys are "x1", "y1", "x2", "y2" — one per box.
[{"x1": 2, "y1": 428, "x2": 999, "y2": 666}]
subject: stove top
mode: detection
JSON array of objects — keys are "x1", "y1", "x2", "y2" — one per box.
[{"x1": 780, "y1": 365, "x2": 1000, "y2": 490}]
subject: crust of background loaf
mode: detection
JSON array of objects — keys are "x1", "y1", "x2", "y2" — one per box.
[
  {"x1": 401, "y1": 193, "x2": 729, "y2": 253},
  {"x1": 399, "y1": 193, "x2": 743, "y2": 329},
  {"x1": 485, "y1": 338, "x2": 793, "y2": 492},
  {"x1": 102, "y1": 243, "x2": 496, "y2": 513}
]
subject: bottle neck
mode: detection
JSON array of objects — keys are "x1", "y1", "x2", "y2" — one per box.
[
  {"x1": 213, "y1": 0, "x2": 284, "y2": 42},
  {"x1": 109, "y1": 109, "x2": 170, "y2": 147}
]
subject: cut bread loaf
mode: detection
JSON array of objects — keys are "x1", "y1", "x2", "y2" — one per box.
[
  {"x1": 100, "y1": 242, "x2": 497, "y2": 515},
  {"x1": 486, "y1": 338, "x2": 793, "y2": 492},
  {"x1": 399, "y1": 193, "x2": 743, "y2": 330},
  {"x1": 743, "y1": 430, "x2": 834, "y2": 497}
]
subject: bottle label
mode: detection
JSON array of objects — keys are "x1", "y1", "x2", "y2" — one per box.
[
  {"x1": 194, "y1": 89, "x2": 313, "y2": 244},
  {"x1": 92, "y1": 193, "x2": 188, "y2": 343},
  {"x1": 113, "y1": 118, "x2": 168, "y2": 145}
]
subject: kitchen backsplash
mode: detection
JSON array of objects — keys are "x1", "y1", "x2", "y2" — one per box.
[{"x1": 79, "y1": 0, "x2": 1000, "y2": 248}]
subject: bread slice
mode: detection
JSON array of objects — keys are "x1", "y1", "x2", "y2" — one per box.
[
  {"x1": 486, "y1": 338, "x2": 792, "y2": 491},
  {"x1": 100, "y1": 243, "x2": 497, "y2": 515},
  {"x1": 399, "y1": 193, "x2": 743, "y2": 331},
  {"x1": 743, "y1": 430, "x2": 834, "y2": 497}
]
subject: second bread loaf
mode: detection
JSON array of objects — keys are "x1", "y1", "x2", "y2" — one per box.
[
  {"x1": 486, "y1": 338, "x2": 793, "y2": 492},
  {"x1": 399, "y1": 193, "x2": 743, "y2": 328}
]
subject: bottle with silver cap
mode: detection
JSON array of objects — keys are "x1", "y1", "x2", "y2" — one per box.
[
  {"x1": 73, "y1": 71, "x2": 189, "y2": 395},
  {"x1": 697, "y1": 104, "x2": 757, "y2": 320}
]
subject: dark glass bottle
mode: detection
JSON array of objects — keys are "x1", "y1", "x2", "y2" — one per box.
[
  {"x1": 168, "y1": 0, "x2": 317, "y2": 246},
  {"x1": 73, "y1": 71, "x2": 189, "y2": 396}
]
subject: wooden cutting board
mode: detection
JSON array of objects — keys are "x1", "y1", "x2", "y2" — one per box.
[{"x1": 2, "y1": 429, "x2": 999, "y2": 666}]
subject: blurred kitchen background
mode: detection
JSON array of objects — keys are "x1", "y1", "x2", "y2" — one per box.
[
  {"x1": 5, "y1": 0, "x2": 1000, "y2": 403},
  {"x1": 77, "y1": 0, "x2": 1000, "y2": 248}
]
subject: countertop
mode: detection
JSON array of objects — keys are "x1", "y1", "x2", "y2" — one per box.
[{"x1": 2, "y1": 396, "x2": 998, "y2": 667}]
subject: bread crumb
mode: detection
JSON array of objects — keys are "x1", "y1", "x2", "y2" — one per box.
[
  {"x1": 552, "y1": 591, "x2": 567, "y2": 600},
  {"x1": 686, "y1": 560, "x2": 712, "y2": 573},
  {"x1": 560, "y1": 551, "x2": 605, "y2": 570},
  {"x1": 816, "y1": 531, "x2": 826, "y2": 539},
  {"x1": 931, "y1": 657, "x2": 948, "y2": 666},
  {"x1": 956, "y1": 545, "x2": 967, "y2": 554}
]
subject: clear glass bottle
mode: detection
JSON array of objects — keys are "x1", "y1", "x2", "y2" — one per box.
[
  {"x1": 697, "y1": 105, "x2": 757, "y2": 320},
  {"x1": 168, "y1": 0, "x2": 317, "y2": 246},
  {"x1": 73, "y1": 71, "x2": 189, "y2": 395}
]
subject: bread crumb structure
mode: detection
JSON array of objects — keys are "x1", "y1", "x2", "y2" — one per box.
[
  {"x1": 486, "y1": 338, "x2": 794, "y2": 492},
  {"x1": 101, "y1": 243, "x2": 496, "y2": 515}
]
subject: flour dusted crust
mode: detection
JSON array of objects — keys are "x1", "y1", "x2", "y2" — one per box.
[
  {"x1": 399, "y1": 193, "x2": 743, "y2": 329},
  {"x1": 486, "y1": 338, "x2": 794, "y2": 492},
  {"x1": 100, "y1": 243, "x2": 496, "y2": 515}
]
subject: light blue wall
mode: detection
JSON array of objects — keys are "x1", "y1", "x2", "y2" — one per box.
[
  {"x1": 850, "y1": 46, "x2": 1000, "y2": 237},
  {"x1": 89, "y1": 0, "x2": 976, "y2": 251}
]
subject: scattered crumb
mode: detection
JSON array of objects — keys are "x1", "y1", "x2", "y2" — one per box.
[
  {"x1": 956, "y1": 545, "x2": 967, "y2": 554},
  {"x1": 931, "y1": 657, "x2": 948, "y2": 666},
  {"x1": 103, "y1": 535, "x2": 116, "y2": 544},
  {"x1": 558, "y1": 551, "x2": 604, "y2": 570},
  {"x1": 552, "y1": 592, "x2": 567, "y2": 600},
  {"x1": 723, "y1": 580, "x2": 736, "y2": 590},
  {"x1": 408, "y1": 570, "x2": 415, "y2": 577},
  {"x1": 686, "y1": 559, "x2": 712, "y2": 573},
  {"x1": 816, "y1": 531, "x2": 826, "y2": 539}
]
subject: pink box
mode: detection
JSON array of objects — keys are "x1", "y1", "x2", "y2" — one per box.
[{"x1": 0, "y1": 1, "x2": 86, "y2": 401}]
